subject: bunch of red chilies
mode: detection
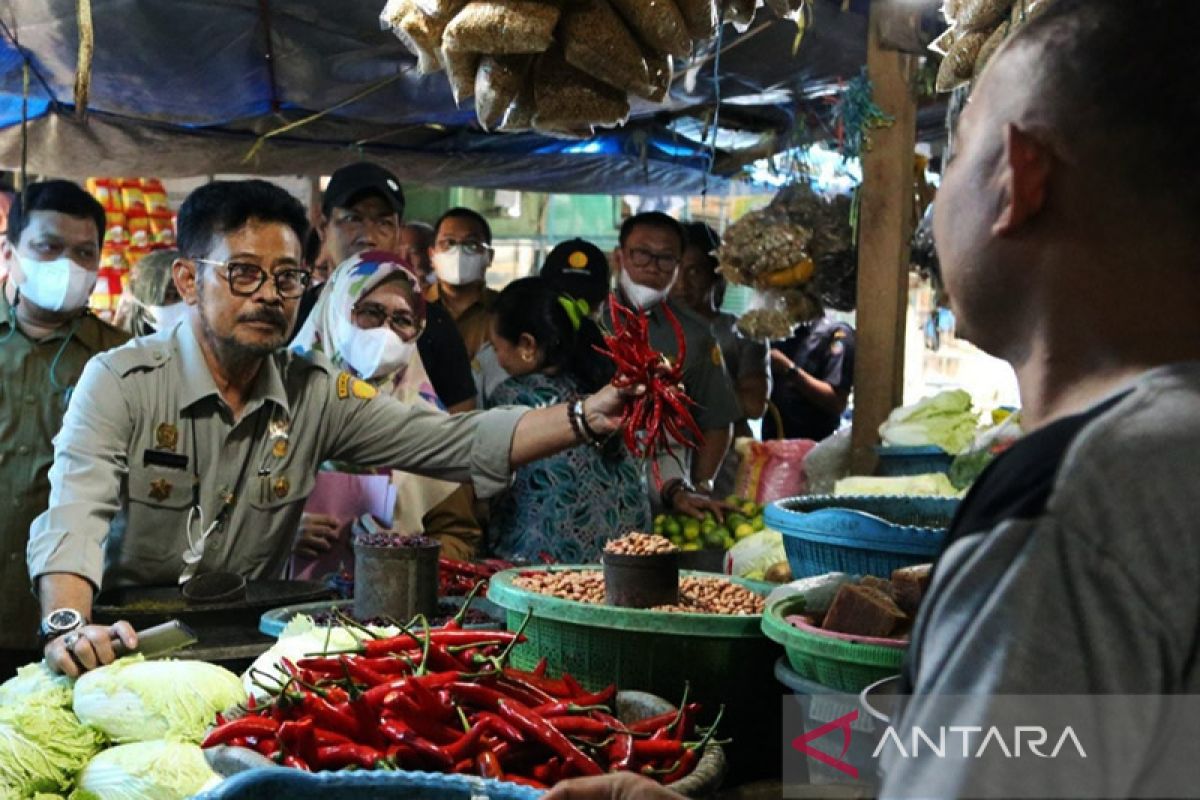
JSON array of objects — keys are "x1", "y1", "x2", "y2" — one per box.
[
  {"x1": 598, "y1": 296, "x2": 705, "y2": 487},
  {"x1": 201, "y1": 591, "x2": 722, "y2": 789}
]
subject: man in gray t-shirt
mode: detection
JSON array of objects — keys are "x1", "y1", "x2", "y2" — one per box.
[{"x1": 881, "y1": 2, "x2": 1200, "y2": 798}]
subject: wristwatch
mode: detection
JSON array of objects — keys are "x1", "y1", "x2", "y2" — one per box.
[{"x1": 39, "y1": 608, "x2": 85, "y2": 644}]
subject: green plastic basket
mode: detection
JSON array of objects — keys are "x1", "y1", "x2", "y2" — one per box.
[
  {"x1": 487, "y1": 566, "x2": 780, "y2": 783},
  {"x1": 761, "y1": 594, "x2": 905, "y2": 693}
]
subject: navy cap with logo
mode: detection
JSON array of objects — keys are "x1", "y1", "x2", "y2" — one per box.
[
  {"x1": 540, "y1": 238, "x2": 611, "y2": 308},
  {"x1": 323, "y1": 162, "x2": 406, "y2": 218}
]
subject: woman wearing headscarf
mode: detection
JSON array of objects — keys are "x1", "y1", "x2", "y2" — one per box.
[
  {"x1": 112, "y1": 249, "x2": 186, "y2": 336},
  {"x1": 290, "y1": 250, "x2": 481, "y2": 570}
]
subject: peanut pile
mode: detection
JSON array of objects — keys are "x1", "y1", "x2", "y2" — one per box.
[
  {"x1": 513, "y1": 570, "x2": 764, "y2": 616},
  {"x1": 604, "y1": 532, "x2": 679, "y2": 556}
]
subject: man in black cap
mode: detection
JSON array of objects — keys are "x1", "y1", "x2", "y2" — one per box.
[
  {"x1": 540, "y1": 238, "x2": 611, "y2": 315},
  {"x1": 292, "y1": 162, "x2": 477, "y2": 414}
]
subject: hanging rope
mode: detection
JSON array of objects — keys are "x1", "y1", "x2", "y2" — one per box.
[
  {"x1": 242, "y1": 72, "x2": 405, "y2": 163},
  {"x1": 74, "y1": 0, "x2": 93, "y2": 120},
  {"x1": 701, "y1": 25, "x2": 725, "y2": 199},
  {"x1": 19, "y1": 59, "x2": 28, "y2": 190}
]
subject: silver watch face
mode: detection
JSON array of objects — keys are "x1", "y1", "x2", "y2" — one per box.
[{"x1": 46, "y1": 608, "x2": 83, "y2": 633}]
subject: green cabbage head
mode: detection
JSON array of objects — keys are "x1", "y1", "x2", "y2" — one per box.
[
  {"x1": 70, "y1": 741, "x2": 219, "y2": 800},
  {"x1": 72, "y1": 657, "x2": 245, "y2": 744},
  {"x1": 0, "y1": 662, "x2": 73, "y2": 711},
  {"x1": 0, "y1": 704, "x2": 103, "y2": 797}
]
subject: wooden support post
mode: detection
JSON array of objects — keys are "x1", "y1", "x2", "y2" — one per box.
[{"x1": 849, "y1": 1, "x2": 919, "y2": 475}]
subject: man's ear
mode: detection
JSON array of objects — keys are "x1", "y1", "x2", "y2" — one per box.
[
  {"x1": 0, "y1": 238, "x2": 21, "y2": 284},
  {"x1": 994, "y1": 123, "x2": 1053, "y2": 236},
  {"x1": 173, "y1": 257, "x2": 199, "y2": 306}
]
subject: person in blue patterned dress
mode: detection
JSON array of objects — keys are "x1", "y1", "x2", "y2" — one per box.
[{"x1": 484, "y1": 277, "x2": 651, "y2": 562}]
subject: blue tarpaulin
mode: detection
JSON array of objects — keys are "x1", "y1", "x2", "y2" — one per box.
[{"x1": 0, "y1": 0, "x2": 869, "y2": 194}]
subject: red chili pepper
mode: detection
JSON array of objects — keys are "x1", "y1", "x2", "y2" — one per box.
[
  {"x1": 663, "y1": 749, "x2": 699, "y2": 784},
  {"x1": 201, "y1": 715, "x2": 279, "y2": 748},
  {"x1": 278, "y1": 718, "x2": 319, "y2": 767},
  {"x1": 363, "y1": 630, "x2": 521, "y2": 658},
  {"x1": 445, "y1": 726, "x2": 488, "y2": 762},
  {"x1": 531, "y1": 756, "x2": 563, "y2": 785},
  {"x1": 546, "y1": 716, "x2": 611, "y2": 736},
  {"x1": 629, "y1": 703, "x2": 702, "y2": 734},
  {"x1": 313, "y1": 728, "x2": 352, "y2": 746},
  {"x1": 632, "y1": 738, "x2": 686, "y2": 759},
  {"x1": 315, "y1": 743, "x2": 384, "y2": 770},
  {"x1": 596, "y1": 710, "x2": 634, "y2": 771},
  {"x1": 476, "y1": 748, "x2": 503, "y2": 780},
  {"x1": 425, "y1": 642, "x2": 468, "y2": 673},
  {"x1": 532, "y1": 658, "x2": 548, "y2": 678},
  {"x1": 301, "y1": 693, "x2": 360, "y2": 739},
  {"x1": 256, "y1": 738, "x2": 280, "y2": 757},
  {"x1": 379, "y1": 718, "x2": 454, "y2": 770},
  {"x1": 496, "y1": 699, "x2": 603, "y2": 777},
  {"x1": 474, "y1": 711, "x2": 525, "y2": 743},
  {"x1": 279, "y1": 754, "x2": 310, "y2": 771},
  {"x1": 501, "y1": 668, "x2": 571, "y2": 698}
]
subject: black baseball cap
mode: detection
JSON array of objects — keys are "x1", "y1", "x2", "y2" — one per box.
[
  {"x1": 323, "y1": 162, "x2": 405, "y2": 218},
  {"x1": 541, "y1": 238, "x2": 611, "y2": 308}
]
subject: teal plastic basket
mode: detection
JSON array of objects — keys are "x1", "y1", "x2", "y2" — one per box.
[
  {"x1": 762, "y1": 594, "x2": 904, "y2": 692},
  {"x1": 766, "y1": 495, "x2": 956, "y2": 579},
  {"x1": 487, "y1": 567, "x2": 780, "y2": 783},
  {"x1": 197, "y1": 768, "x2": 543, "y2": 800},
  {"x1": 874, "y1": 445, "x2": 955, "y2": 476}
]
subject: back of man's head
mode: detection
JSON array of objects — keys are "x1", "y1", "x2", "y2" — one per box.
[
  {"x1": 177, "y1": 180, "x2": 309, "y2": 259},
  {"x1": 7, "y1": 180, "x2": 106, "y2": 249},
  {"x1": 997, "y1": 0, "x2": 1200, "y2": 232}
]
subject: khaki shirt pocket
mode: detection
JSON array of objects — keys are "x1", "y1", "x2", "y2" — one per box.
[
  {"x1": 118, "y1": 466, "x2": 193, "y2": 585},
  {"x1": 242, "y1": 470, "x2": 316, "y2": 568}
]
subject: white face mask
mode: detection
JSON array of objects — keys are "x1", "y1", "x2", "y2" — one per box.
[
  {"x1": 344, "y1": 325, "x2": 416, "y2": 380},
  {"x1": 146, "y1": 302, "x2": 187, "y2": 332},
  {"x1": 433, "y1": 247, "x2": 488, "y2": 286},
  {"x1": 618, "y1": 268, "x2": 673, "y2": 310},
  {"x1": 16, "y1": 254, "x2": 98, "y2": 313}
]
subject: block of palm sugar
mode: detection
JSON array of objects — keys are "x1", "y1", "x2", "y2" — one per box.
[
  {"x1": 891, "y1": 564, "x2": 932, "y2": 617},
  {"x1": 822, "y1": 583, "x2": 908, "y2": 638}
]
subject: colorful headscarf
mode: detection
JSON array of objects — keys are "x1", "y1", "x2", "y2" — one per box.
[{"x1": 292, "y1": 250, "x2": 435, "y2": 401}]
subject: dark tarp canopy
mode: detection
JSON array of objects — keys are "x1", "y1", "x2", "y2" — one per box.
[{"x1": 0, "y1": 0, "x2": 875, "y2": 193}]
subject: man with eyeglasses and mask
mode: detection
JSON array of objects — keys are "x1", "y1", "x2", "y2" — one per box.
[
  {"x1": 28, "y1": 179, "x2": 637, "y2": 677},
  {"x1": 0, "y1": 180, "x2": 129, "y2": 678},
  {"x1": 607, "y1": 212, "x2": 740, "y2": 517},
  {"x1": 427, "y1": 207, "x2": 499, "y2": 361},
  {"x1": 294, "y1": 163, "x2": 478, "y2": 414}
]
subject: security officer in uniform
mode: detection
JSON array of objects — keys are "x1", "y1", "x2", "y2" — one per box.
[
  {"x1": 28, "y1": 179, "x2": 632, "y2": 677},
  {"x1": 0, "y1": 181, "x2": 129, "y2": 678},
  {"x1": 606, "y1": 212, "x2": 740, "y2": 514},
  {"x1": 765, "y1": 315, "x2": 856, "y2": 441}
]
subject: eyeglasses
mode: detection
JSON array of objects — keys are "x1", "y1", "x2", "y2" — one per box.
[
  {"x1": 353, "y1": 301, "x2": 423, "y2": 340},
  {"x1": 194, "y1": 259, "x2": 311, "y2": 299},
  {"x1": 625, "y1": 247, "x2": 680, "y2": 271},
  {"x1": 332, "y1": 211, "x2": 399, "y2": 232},
  {"x1": 434, "y1": 238, "x2": 492, "y2": 256}
]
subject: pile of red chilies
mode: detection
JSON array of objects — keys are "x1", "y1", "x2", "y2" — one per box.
[
  {"x1": 438, "y1": 558, "x2": 512, "y2": 596},
  {"x1": 201, "y1": 596, "x2": 722, "y2": 788},
  {"x1": 599, "y1": 296, "x2": 705, "y2": 486}
]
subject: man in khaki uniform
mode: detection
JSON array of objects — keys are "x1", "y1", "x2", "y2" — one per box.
[
  {"x1": 29, "y1": 179, "x2": 630, "y2": 677},
  {"x1": 0, "y1": 181, "x2": 128, "y2": 676}
]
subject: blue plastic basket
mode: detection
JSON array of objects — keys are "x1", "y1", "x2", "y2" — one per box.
[
  {"x1": 874, "y1": 445, "x2": 955, "y2": 477},
  {"x1": 197, "y1": 767, "x2": 545, "y2": 800},
  {"x1": 766, "y1": 495, "x2": 957, "y2": 579}
]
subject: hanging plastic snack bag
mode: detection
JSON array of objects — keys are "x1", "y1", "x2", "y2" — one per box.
[
  {"x1": 675, "y1": 0, "x2": 718, "y2": 41},
  {"x1": 442, "y1": 45, "x2": 480, "y2": 104},
  {"x1": 475, "y1": 54, "x2": 532, "y2": 130},
  {"x1": 443, "y1": 0, "x2": 561, "y2": 54},
  {"x1": 608, "y1": 0, "x2": 692, "y2": 59},
  {"x1": 532, "y1": 46, "x2": 630, "y2": 134},
  {"x1": 560, "y1": 0, "x2": 649, "y2": 94}
]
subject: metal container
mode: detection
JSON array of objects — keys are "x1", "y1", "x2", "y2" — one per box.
[
  {"x1": 354, "y1": 540, "x2": 441, "y2": 621},
  {"x1": 602, "y1": 551, "x2": 680, "y2": 608}
]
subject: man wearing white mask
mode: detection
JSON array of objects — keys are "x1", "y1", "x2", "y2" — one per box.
[
  {"x1": 607, "y1": 212, "x2": 739, "y2": 513},
  {"x1": 428, "y1": 207, "x2": 499, "y2": 361},
  {"x1": 0, "y1": 180, "x2": 128, "y2": 677}
]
